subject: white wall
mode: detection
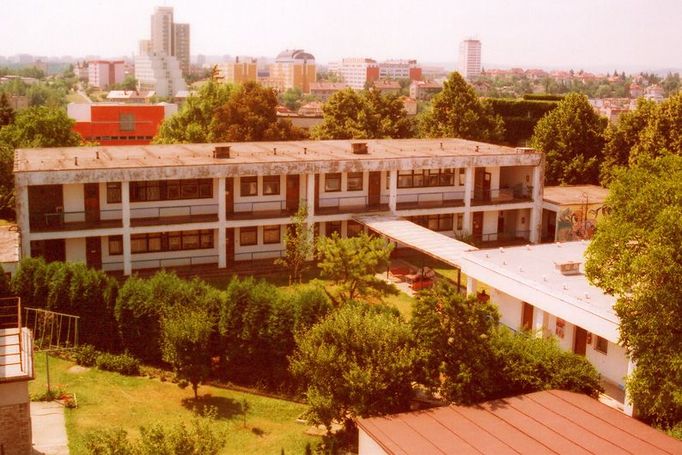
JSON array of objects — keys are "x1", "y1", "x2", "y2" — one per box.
[
  {"x1": 65, "y1": 238, "x2": 86, "y2": 263},
  {"x1": 482, "y1": 210, "x2": 499, "y2": 238},
  {"x1": 318, "y1": 172, "x2": 369, "y2": 209},
  {"x1": 490, "y1": 288, "x2": 523, "y2": 330},
  {"x1": 499, "y1": 165, "x2": 533, "y2": 189},
  {"x1": 358, "y1": 428, "x2": 388, "y2": 455},
  {"x1": 234, "y1": 175, "x2": 286, "y2": 212},
  {"x1": 63, "y1": 184, "x2": 84, "y2": 213},
  {"x1": 587, "y1": 338, "x2": 629, "y2": 387}
]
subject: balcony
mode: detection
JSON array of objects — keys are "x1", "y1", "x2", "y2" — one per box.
[
  {"x1": 130, "y1": 204, "x2": 218, "y2": 227},
  {"x1": 316, "y1": 195, "x2": 388, "y2": 216},
  {"x1": 29, "y1": 209, "x2": 123, "y2": 232},
  {"x1": 472, "y1": 186, "x2": 533, "y2": 206},
  {"x1": 229, "y1": 200, "x2": 293, "y2": 221},
  {"x1": 394, "y1": 191, "x2": 466, "y2": 211}
]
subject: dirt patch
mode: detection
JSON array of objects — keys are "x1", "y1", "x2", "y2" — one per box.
[{"x1": 67, "y1": 365, "x2": 90, "y2": 374}]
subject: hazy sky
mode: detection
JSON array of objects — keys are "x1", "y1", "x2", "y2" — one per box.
[{"x1": 3, "y1": 0, "x2": 681, "y2": 70}]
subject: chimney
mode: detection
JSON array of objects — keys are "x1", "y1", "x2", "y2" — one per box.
[
  {"x1": 213, "y1": 145, "x2": 231, "y2": 159},
  {"x1": 351, "y1": 142, "x2": 368, "y2": 155},
  {"x1": 555, "y1": 261, "x2": 581, "y2": 275}
]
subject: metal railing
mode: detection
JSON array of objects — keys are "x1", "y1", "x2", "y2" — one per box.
[
  {"x1": 472, "y1": 187, "x2": 533, "y2": 204},
  {"x1": 234, "y1": 248, "x2": 285, "y2": 262},
  {"x1": 475, "y1": 230, "x2": 531, "y2": 243},
  {"x1": 393, "y1": 190, "x2": 466, "y2": 208},
  {"x1": 130, "y1": 203, "x2": 219, "y2": 220},
  {"x1": 317, "y1": 195, "x2": 386, "y2": 214},
  {"x1": 231, "y1": 200, "x2": 291, "y2": 218},
  {"x1": 29, "y1": 209, "x2": 123, "y2": 230}
]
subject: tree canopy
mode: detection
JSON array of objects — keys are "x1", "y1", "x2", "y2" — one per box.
[
  {"x1": 0, "y1": 105, "x2": 81, "y2": 148},
  {"x1": 530, "y1": 92, "x2": 607, "y2": 185},
  {"x1": 312, "y1": 88, "x2": 413, "y2": 140},
  {"x1": 419, "y1": 72, "x2": 505, "y2": 142},
  {"x1": 585, "y1": 155, "x2": 682, "y2": 429}
]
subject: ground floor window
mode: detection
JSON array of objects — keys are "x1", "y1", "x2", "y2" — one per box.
[
  {"x1": 109, "y1": 230, "x2": 214, "y2": 255},
  {"x1": 411, "y1": 214, "x2": 453, "y2": 232},
  {"x1": 239, "y1": 226, "x2": 257, "y2": 246},
  {"x1": 595, "y1": 336, "x2": 608, "y2": 354},
  {"x1": 263, "y1": 225, "x2": 281, "y2": 244}
]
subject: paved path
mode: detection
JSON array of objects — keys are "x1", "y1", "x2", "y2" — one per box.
[{"x1": 31, "y1": 402, "x2": 68, "y2": 455}]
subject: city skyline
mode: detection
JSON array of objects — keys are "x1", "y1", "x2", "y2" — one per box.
[{"x1": 2, "y1": 0, "x2": 682, "y2": 72}]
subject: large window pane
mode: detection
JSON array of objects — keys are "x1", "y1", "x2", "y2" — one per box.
[
  {"x1": 324, "y1": 173, "x2": 341, "y2": 192},
  {"x1": 347, "y1": 172, "x2": 363, "y2": 191},
  {"x1": 263, "y1": 176, "x2": 280, "y2": 195},
  {"x1": 241, "y1": 177, "x2": 257, "y2": 197},
  {"x1": 240, "y1": 227, "x2": 257, "y2": 246},
  {"x1": 263, "y1": 225, "x2": 281, "y2": 244}
]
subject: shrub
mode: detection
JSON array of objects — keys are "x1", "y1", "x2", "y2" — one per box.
[
  {"x1": 96, "y1": 352, "x2": 140, "y2": 376},
  {"x1": 74, "y1": 344, "x2": 99, "y2": 367}
]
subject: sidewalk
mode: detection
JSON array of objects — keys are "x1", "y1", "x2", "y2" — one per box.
[{"x1": 31, "y1": 401, "x2": 68, "y2": 455}]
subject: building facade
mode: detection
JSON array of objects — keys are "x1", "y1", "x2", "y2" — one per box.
[
  {"x1": 269, "y1": 49, "x2": 316, "y2": 93},
  {"x1": 148, "y1": 6, "x2": 190, "y2": 76},
  {"x1": 87, "y1": 60, "x2": 125, "y2": 89},
  {"x1": 173, "y1": 23, "x2": 191, "y2": 77},
  {"x1": 217, "y1": 58, "x2": 258, "y2": 84},
  {"x1": 14, "y1": 139, "x2": 542, "y2": 276},
  {"x1": 327, "y1": 58, "x2": 380, "y2": 90},
  {"x1": 378, "y1": 59, "x2": 421, "y2": 81},
  {"x1": 409, "y1": 80, "x2": 443, "y2": 100},
  {"x1": 459, "y1": 39, "x2": 482, "y2": 80},
  {"x1": 68, "y1": 102, "x2": 177, "y2": 146},
  {"x1": 134, "y1": 53, "x2": 187, "y2": 98}
]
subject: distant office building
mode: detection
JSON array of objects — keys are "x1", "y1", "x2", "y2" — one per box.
[
  {"x1": 378, "y1": 60, "x2": 421, "y2": 81},
  {"x1": 328, "y1": 58, "x2": 379, "y2": 90},
  {"x1": 134, "y1": 53, "x2": 187, "y2": 97},
  {"x1": 459, "y1": 39, "x2": 482, "y2": 80},
  {"x1": 217, "y1": 58, "x2": 258, "y2": 84},
  {"x1": 309, "y1": 82, "x2": 348, "y2": 101},
  {"x1": 269, "y1": 49, "x2": 316, "y2": 93},
  {"x1": 409, "y1": 80, "x2": 443, "y2": 101},
  {"x1": 147, "y1": 6, "x2": 190, "y2": 76},
  {"x1": 88, "y1": 60, "x2": 125, "y2": 89},
  {"x1": 68, "y1": 102, "x2": 177, "y2": 145},
  {"x1": 138, "y1": 39, "x2": 152, "y2": 57}
]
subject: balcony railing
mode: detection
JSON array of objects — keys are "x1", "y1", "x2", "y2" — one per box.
[
  {"x1": 473, "y1": 230, "x2": 531, "y2": 245},
  {"x1": 29, "y1": 209, "x2": 123, "y2": 232},
  {"x1": 472, "y1": 187, "x2": 533, "y2": 206},
  {"x1": 234, "y1": 248, "x2": 284, "y2": 262},
  {"x1": 393, "y1": 191, "x2": 466, "y2": 210},
  {"x1": 316, "y1": 195, "x2": 388, "y2": 215},
  {"x1": 130, "y1": 204, "x2": 218, "y2": 227},
  {"x1": 230, "y1": 200, "x2": 292, "y2": 220},
  {"x1": 102, "y1": 254, "x2": 219, "y2": 272}
]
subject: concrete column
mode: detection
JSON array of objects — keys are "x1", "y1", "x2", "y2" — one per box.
[
  {"x1": 466, "y1": 276, "x2": 477, "y2": 295},
  {"x1": 532, "y1": 307, "x2": 545, "y2": 337},
  {"x1": 529, "y1": 159, "x2": 544, "y2": 243},
  {"x1": 388, "y1": 170, "x2": 397, "y2": 214},
  {"x1": 121, "y1": 181, "x2": 132, "y2": 276},
  {"x1": 15, "y1": 182, "x2": 31, "y2": 258},
  {"x1": 217, "y1": 177, "x2": 226, "y2": 268},
  {"x1": 624, "y1": 358, "x2": 636, "y2": 416},
  {"x1": 463, "y1": 166, "x2": 474, "y2": 234},
  {"x1": 306, "y1": 173, "x2": 315, "y2": 221}
]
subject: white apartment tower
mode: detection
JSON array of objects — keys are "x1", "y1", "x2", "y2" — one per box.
[
  {"x1": 459, "y1": 39, "x2": 482, "y2": 80},
  {"x1": 134, "y1": 53, "x2": 187, "y2": 97},
  {"x1": 148, "y1": 6, "x2": 190, "y2": 76}
]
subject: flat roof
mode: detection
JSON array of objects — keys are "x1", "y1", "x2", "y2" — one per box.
[
  {"x1": 15, "y1": 138, "x2": 536, "y2": 173},
  {"x1": 358, "y1": 390, "x2": 682, "y2": 455},
  {"x1": 543, "y1": 185, "x2": 609, "y2": 206},
  {"x1": 461, "y1": 241, "x2": 619, "y2": 341}
]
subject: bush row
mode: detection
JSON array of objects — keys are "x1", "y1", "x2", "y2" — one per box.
[{"x1": 74, "y1": 344, "x2": 140, "y2": 376}]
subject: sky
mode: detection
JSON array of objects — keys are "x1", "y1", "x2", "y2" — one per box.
[{"x1": 2, "y1": 0, "x2": 681, "y2": 71}]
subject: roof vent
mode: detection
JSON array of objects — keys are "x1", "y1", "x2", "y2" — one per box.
[
  {"x1": 555, "y1": 261, "x2": 581, "y2": 275},
  {"x1": 351, "y1": 142, "x2": 368, "y2": 155},
  {"x1": 213, "y1": 145, "x2": 231, "y2": 159},
  {"x1": 516, "y1": 147, "x2": 536, "y2": 153}
]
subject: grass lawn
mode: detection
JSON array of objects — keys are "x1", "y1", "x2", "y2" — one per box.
[{"x1": 30, "y1": 355, "x2": 318, "y2": 454}]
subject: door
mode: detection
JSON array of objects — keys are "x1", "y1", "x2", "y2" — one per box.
[
  {"x1": 84, "y1": 183, "x2": 100, "y2": 223},
  {"x1": 286, "y1": 175, "x2": 300, "y2": 212},
  {"x1": 86, "y1": 236, "x2": 102, "y2": 269},
  {"x1": 574, "y1": 326, "x2": 588, "y2": 356},
  {"x1": 521, "y1": 302, "x2": 534, "y2": 331},
  {"x1": 472, "y1": 212, "x2": 483, "y2": 242},
  {"x1": 225, "y1": 178, "x2": 234, "y2": 216},
  {"x1": 226, "y1": 228, "x2": 235, "y2": 265},
  {"x1": 314, "y1": 175, "x2": 320, "y2": 211},
  {"x1": 497, "y1": 211, "x2": 505, "y2": 234},
  {"x1": 368, "y1": 171, "x2": 381, "y2": 207}
]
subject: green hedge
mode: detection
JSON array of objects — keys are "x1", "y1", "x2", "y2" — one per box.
[{"x1": 488, "y1": 98, "x2": 559, "y2": 145}]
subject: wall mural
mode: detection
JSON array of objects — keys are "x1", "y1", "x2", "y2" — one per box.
[{"x1": 556, "y1": 202, "x2": 607, "y2": 242}]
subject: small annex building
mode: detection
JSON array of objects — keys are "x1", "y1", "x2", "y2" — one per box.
[
  {"x1": 357, "y1": 390, "x2": 682, "y2": 455},
  {"x1": 541, "y1": 185, "x2": 609, "y2": 242}
]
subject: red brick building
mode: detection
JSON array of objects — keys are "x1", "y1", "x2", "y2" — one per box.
[{"x1": 68, "y1": 103, "x2": 177, "y2": 146}]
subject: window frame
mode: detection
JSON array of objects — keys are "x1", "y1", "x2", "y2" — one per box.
[
  {"x1": 240, "y1": 176, "x2": 258, "y2": 197},
  {"x1": 347, "y1": 172, "x2": 363, "y2": 191},
  {"x1": 239, "y1": 226, "x2": 258, "y2": 246},
  {"x1": 324, "y1": 173, "x2": 342, "y2": 192},
  {"x1": 595, "y1": 336, "x2": 608, "y2": 354},
  {"x1": 106, "y1": 182, "x2": 122, "y2": 204},
  {"x1": 263, "y1": 225, "x2": 281, "y2": 244},
  {"x1": 108, "y1": 235, "x2": 123, "y2": 255},
  {"x1": 119, "y1": 113, "x2": 136, "y2": 132},
  {"x1": 262, "y1": 176, "x2": 281, "y2": 196}
]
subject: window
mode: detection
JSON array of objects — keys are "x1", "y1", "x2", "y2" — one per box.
[
  {"x1": 240, "y1": 226, "x2": 257, "y2": 246},
  {"x1": 130, "y1": 181, "x2": 161, "y2": 202},
  {"x1": 324, "y1": 173, "x2": 341, "y2": 192},
  {"x1": 440, "y1": 169, "x2": 455, "y2": 186},
  {"x1": 130, "y1": 179, "x2": 212, "y2": 202},
  {"x1": 119, "y1": 113, "x2": 135, "y2": 132},
  {"x1": 347, "y1": 172, "x2": 363, "y2": 191},
  {"x1": 263, "y1": 225, "x2": 281, "y2": 244},
  {"x1": 412, "y1": 214, "x2": 453, "y2": 232},
  {"x1": 263, "y1": 176, "x2": 281, "y2": 195},
  {"x1": 347, "y1": 220, "x2": 363, "y2": 237},
  {"x1": 128, "y1": 230, "x2": 213, "y2": 254},
  {"x1": 131, "y1": 234, "x2": 148, "y2": 253},
  {"x1": 595, "y1": 336, "x2": 608, "y2": 354},
  {"x1": 397, "y1": 170, "x2": 413, "y2": 188},
  {"x1": 241, "y1": 177, "x2": 257, "y2": 197},
  {"x1": 108, "y1": 236, "x2": 123, "y2": 255},
  {"x1": 107, "y1": 182, "x2": 122, "y2": 203},
  {"x1": 326, "y1": 220, "x2": 342, "y2": 237},
  {"x1": 456, "y1": 213, "x2": 464, "y2": 231}
]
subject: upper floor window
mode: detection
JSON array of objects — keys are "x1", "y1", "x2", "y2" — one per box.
[
  {"x1": 240, "y1": 226, "x2": 257, "y2": 246},
  {"x1": 263, "y1": 176, "x2": 281, "y2": 195},
  {"x1": 325, "y1": 173, "x2": 341, "y2": 192},
  {"x1": 107, "y1": 182, "x2": 122, "y2": 203},
  {"x1": 119, "y1": 113, "x2": 136, "y2": 132},
  {"x1": 240, "y1": 177, "x2": 257, "y2": 197},
  {"x1": 130, "y1": 179, "x2": 212, "y2": 202},
  {"x1": 398, "y1": 169, "x2": 457, "y2": 189},
  {"x1": 263, "y1": 225, "x2": 281, "y2": 244},
  {"x1": 347, "y1": 172, "x2": 363, "y2": 191}
]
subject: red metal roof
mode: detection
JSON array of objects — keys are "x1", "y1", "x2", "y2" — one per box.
[{"x1": 358, "y1": 390, "x2": 682, "y2": 455}]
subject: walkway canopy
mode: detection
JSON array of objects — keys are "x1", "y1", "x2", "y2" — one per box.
[{"x1": 353, "y1": 215, "x2": 477, "y2": 268}]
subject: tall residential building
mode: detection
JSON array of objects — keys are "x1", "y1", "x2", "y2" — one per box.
[
  {"x1": 378, "y1": 59, "x2": 422, "y2": 81},
  {"x1": 269, "y1": 49, "x2": 316, "y2": 93},
  {"x1": 88, "y1": 60, "x2": 125, "y2": 89},
  {"x1": 138, "y1": 39, "x2": 152, "y2": 57},
  {"x1": 148, "y1": 6, "x2": 190, "y2": 76},
  {"x1": 459, "y1": 39, "x2": 482, "y2": 80},
  {"x1": 134, "y1": 53, "x2": 187, "y2": 97},
  {"x1": 217, "y1": 57, "x2": 258, "y2": 84},
  {"x1": 328, "y1": 58, "x2": 379, "y2": 90}
]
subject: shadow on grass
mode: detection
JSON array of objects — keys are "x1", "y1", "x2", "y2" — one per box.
[
  {"x1": 181, "y1": 394, "x2": 243, "y2": 420},
  {"x1": 251, "y1": 427, "x2": 266, "y2": 437}
]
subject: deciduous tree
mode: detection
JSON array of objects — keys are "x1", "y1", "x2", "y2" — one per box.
[
  {"x1": 275, "y1": 205, "x2": 314, "y2": 284},
  {"x1": 586, "y1": 155, "x2": 682, "y2": 429},
  {"x1": 530, "y1": 92, "x2": 607, "y2": 184},
  {"x1": 0, "y1": 92, "x2": 15, "y2": 127}
]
